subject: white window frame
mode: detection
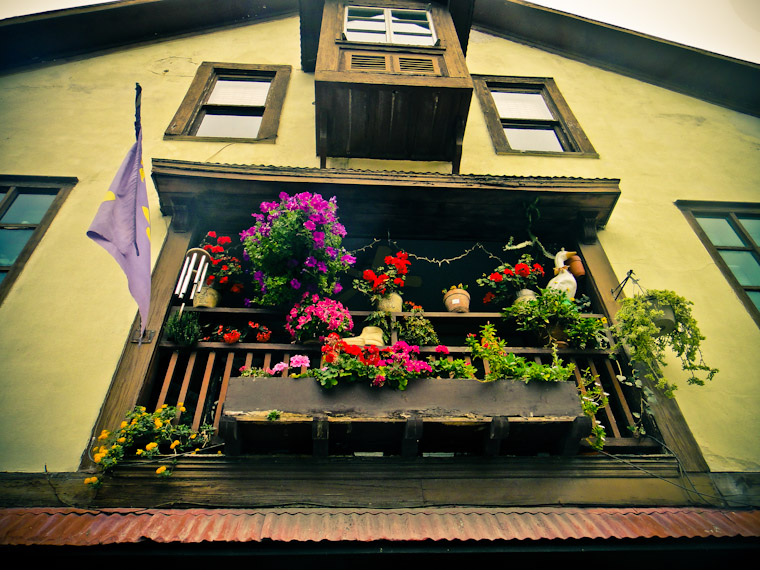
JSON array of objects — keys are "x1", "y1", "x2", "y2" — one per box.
[{"x1": 344, "y1": 6, "x2": 437, "y2": 47}]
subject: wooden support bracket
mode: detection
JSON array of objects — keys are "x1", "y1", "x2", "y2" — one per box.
[
  {"x1": 402, "y1": 415, "x2": 423, "y2": 459},
  {"x1": 484, "y1": 416, "x2": 509, "y2": 456},
  {"x1": 312, "y1": 415, "x2": 329, "y2": 458}
]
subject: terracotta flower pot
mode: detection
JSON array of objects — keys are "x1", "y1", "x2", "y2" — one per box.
[
  {"x1": 443, "y1": 288, "x2": 470, "y2": 313},
  {"x1": 567, "y1": 255, "x2": 585, "y2": 277}
]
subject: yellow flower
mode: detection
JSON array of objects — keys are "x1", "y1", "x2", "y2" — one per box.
[
  {"x1": 156, "y1": 465, "x2": 167, "y2": 474},
  {"x1": 136, "y1": 449, "x2": 144, "y2": 455},
  {"x1": 190, "y1": 433, "x2": 197, "y2": 439},
  {"x1": 84, "y1": 476, "x2": 98, "y2": 485},
  {"x1": 180, "y1": 406, "x2": 186, "y2": 412},
  {"x1": 145, "y1": 442, "x2": 158, "y2": 451},
  {"x1": 154, "y1": 419, "x2": 163, "y2": 428},
  {"x1": 93, "y1": 453, "x2": 104, "y2": 463},
  {"x1": 117, "y1": 437, "x2": 126, "y2": 443},
  {"x1": 120, "y1": 421, "x2": 128, "y2": 429},
  {"x1": 161, "y1": 404, "x2": 168, "y2": 409},
  {"x1": 98, "y1": 430, "x2": 110, "y2": 441},
  {"x1": 170, "y1": 440, "x2": 180, "y2": 449},
  {"x1": 601, "y1": 317, "x2": 608, "y2": 324}
]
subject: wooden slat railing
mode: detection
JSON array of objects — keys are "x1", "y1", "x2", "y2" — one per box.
[{"x1": 148, "y1": 308, "x2": 658, "y2": 454}]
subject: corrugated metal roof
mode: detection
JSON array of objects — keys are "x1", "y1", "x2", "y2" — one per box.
[{"x1": 1, "y1": 507, "x2": 759, "y2": 546}]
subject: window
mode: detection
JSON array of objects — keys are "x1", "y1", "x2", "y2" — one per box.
[
  {"x1": 0, "y1": 176, "x2": 76, "y2": 304},
  {"x1": 164, "y1": 63, "x2": 291, "y2": 143},
  {"x1": 344, "y1": 6, "x2": 437, "y2": 46},
  {"x1": 679, "y1": 201, "x2": 760, "y2": 325},
  {"x1": 473, "y1": 76, "x2": 597, "y2": 156}
]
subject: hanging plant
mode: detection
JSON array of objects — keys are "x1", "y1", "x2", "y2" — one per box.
[
  {"x1": 240, "y1": 192, "x2": 356, "y2": 307},
  {"x1": 613, "y1": 289, "x2": 718, "y2": 397}
]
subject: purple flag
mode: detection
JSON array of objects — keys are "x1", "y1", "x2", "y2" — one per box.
[{"x1": 87, "y1": 84, "x2": 151, "y2": 336}]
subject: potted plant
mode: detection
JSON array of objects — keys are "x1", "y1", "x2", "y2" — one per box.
[
  {"x1": 613, "y1": 289, "x2": 718, "y2": 397},
  {"x1": 240, "y1": 192, "x2": 356, "y2": 307},
  {"x1": 397, "y1": 302, "x2": 439, "y2": 346},
  {"x1": 285, "y1": 292, "x2": 354, "y2": 344},
  {"x1": 442, "y1": 283, "x2": 470, "y2": 313},
  {"x1": 501, "y1": 288, "x2": 609, "y2": 349},
  {"x1": 465, "y1": 323, "x2": 575, "y2": 383},
  {"x1": 352, "y1": 250, "x2": 411, "y2": 311},
  {"x1": 165, "y1": 311, "x2": 202, "y2": 347},
  {"x1": 477, "y1": 253, "x2": 546, "y2": 308},
  {"x1": 193, "y1": 230, "x2": 245, "y2": 307}
]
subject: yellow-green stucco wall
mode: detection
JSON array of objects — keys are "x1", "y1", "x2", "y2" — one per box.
[{"x1": 0, "y1": 16, "x2": 758, "y2": 473}]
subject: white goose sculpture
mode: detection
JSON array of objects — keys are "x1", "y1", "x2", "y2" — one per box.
[{"x1": 546, "y1": 249, "x2": 578, "y2": 299}]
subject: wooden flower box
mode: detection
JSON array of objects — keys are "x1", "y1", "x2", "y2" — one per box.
[{"x1": 220, "y1": 376, "x2": 591, "y2": 458}]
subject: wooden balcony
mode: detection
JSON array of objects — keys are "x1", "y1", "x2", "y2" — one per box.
[{"x1": 147, "y1": 307, "x2": 660, "y2": 459}]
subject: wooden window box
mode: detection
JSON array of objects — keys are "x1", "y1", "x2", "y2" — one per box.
[{"x1": 220, "y1": 376, "x2": 591, "y2": 458}]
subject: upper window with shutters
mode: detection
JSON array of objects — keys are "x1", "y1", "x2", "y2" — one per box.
[
  {"x1": 164, "y1": 63, "x2": 291, "y2": 143},
  {"x1": 343, "y1": 6, "x2": 437, "y2": 47}
]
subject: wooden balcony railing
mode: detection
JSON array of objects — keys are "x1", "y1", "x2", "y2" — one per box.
[{"x1": 147, "y1": 307, "x2": 660, "y2": 457}]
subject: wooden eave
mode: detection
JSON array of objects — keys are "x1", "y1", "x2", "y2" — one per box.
[
  {"x1": 0, "y1": 0, "x2": 299, "y2": 73},
  {"x1": 473, "y1": 0, "x2": 760, "y2": 118},
  {"x1": 151, "y1": 159, "x2": 620, "y2": 241}
]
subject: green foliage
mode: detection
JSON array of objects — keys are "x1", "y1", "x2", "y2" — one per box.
[
  {"x1": 165, "y1": 311, "x2": 202, "y2": 347},
  {"x1": 397, "y1": 302, "x2": 439, "y2": 346},
  {"x1": 578, "y1": 369, "x2": 609, "y2": 451},
  {"x1": 86, "y1": 404, "x2": 215, "y2": 488},
  {"x1": 266, "y1": 410, "x2": 282, "y2": 421},
  {"x1": 465, "y1": 323, "x2": 575, "y2": 383},
  {"x1": 363, "y1": 310, "x2": 393, "y2": 344},
  {"x1": 613, "y1": 290, "x2": 717, "y2": 397},
  {"x1": 502, "y1": 288, "x2": 609, "y2": 349}
]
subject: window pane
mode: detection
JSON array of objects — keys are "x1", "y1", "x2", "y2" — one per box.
[
  {"x1": 391, "y1": 33, "x2": 436, "y2": 46},
  {"x1": 748, "y1": 291, "x2": 760, "y2": 312},
  {"x1": 345, "y1": 30, "x2": 388, "y2": 43},
  {"x1": 719, "y1": 250, "x2": 760, "y2": 286},
  {"x1": 347, "y1": 7, "x2": 384, "y2": 19},
  {"x1": 504, "y1": 127, "x2": 563, "y2": 152},
  {"x1": 1, "y1": 192, "x2": 56, "y2": 224},
  {"x1": 196, "y1": 114, "x2": 263, "y2": 138},
  {"x1": 695, "y1": 216, "x2": 745, "y2": 247},
  {"x1": 0, "y1": 228, "x2": 34, "y2": 265},
  {"x1": 346, "y1": 19, "x2": 386, "y2": 32},
  {"x1": 492, "y1": 92, "x2": 553, "y2": 120},
  {"x1": 207, "y1": 79, "x2": 270, "y2": 107},
  {"x1": 737, "y1": 216, "x2": 760, "y2": 245}
]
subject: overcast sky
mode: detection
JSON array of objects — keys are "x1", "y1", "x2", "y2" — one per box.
[{"x1": 2, "y1": 0, "x2": 759, "y2": 63}]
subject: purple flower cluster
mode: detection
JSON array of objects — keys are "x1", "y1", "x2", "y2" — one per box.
[{"x1": 240, "y1": 192, "x2": 355, "y2": 306}]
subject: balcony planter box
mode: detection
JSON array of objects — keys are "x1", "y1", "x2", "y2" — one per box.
[{"x1": 220, "y1": 376, "x2": 590, "y2": 458}]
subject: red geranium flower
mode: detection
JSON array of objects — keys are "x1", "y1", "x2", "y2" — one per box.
[
  {"x1": 514, "y1": 263, "x2": 530, "y2": 277},
  {"x1": 489, "y1": 272, "x2": 503, "y2": 282},
  {"x1": 223, "y1": 330, "x2": 241, "y2": 343}
]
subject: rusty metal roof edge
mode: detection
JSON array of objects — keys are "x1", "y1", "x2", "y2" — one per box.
[{"x1": 2, "y1": 506, "x2": 759, "y2": 546}]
